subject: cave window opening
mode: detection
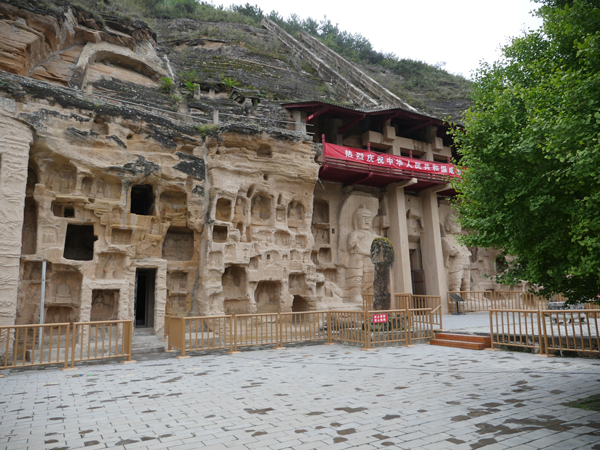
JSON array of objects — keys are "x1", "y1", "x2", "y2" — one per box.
[
  {"x1": 292, "y1": 295, "x2": 310, "y2": 312},
  {"x1": 63, "y1": 224, "x2": 95, "y2": 261},
  {"x1": 64, "y1": 206, "x2": 75, "y2": 218},
  {"x1": 131, "y1": 185, "x2": 155, "y2": 216}
]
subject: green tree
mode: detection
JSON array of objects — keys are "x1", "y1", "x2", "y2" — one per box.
[{"x1": 452, "y1": 0, "x2": 600, "y2": 302}]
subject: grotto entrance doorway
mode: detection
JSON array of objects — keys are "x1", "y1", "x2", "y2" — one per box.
[{"x1": 134, "y1": 268, "x2": 156, "y2": 328}]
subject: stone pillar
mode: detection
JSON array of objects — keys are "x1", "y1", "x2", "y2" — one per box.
[
  {"x1": 330, "y1": 118, "x2": 343, "y2": 145},
  {"x1": 0, "y1": 100, "x2": 33, "y2": 326},
  {"x1": 419, "y1": 186, "x2": 448, "y2": 313},
  {"x1": 386, "y1": 181, "x2": 415, "y2": 303},
  {"x1": 371, "y1": 237, "x2": 394, "y2": 311},
  {"x1": 292, "y1": 111, "x2": 306, "y2": 133}
]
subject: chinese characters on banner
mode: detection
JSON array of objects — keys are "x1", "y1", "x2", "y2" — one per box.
[
  {"x1": 324, "y1": 143, "x2": 461, "y2": 178},
  {"x1": 372, "y1": 313, "x2": 388, "y2": 324}
]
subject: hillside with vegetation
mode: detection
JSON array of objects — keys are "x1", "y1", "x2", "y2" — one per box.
[{"x1": 15, "y1": 0, "x2": 472, "y2": 119}]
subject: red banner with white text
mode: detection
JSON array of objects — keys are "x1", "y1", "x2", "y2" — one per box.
[{"x1": 323, "y1": 143, "x2": 461, "y2": 178}]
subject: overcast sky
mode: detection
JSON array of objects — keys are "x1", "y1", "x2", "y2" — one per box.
[{"x1": 210, "y1": 0, "x2": 543, "y2": 78}]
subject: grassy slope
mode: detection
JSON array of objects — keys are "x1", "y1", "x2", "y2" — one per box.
[{"x1": 22, "y1": 0, "x2": 471, "y2": 119}]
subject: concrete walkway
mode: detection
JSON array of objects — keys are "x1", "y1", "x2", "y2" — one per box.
[
  {"x1": 443, "y1": 311, "x2": 492, "y2": 334},
  {"x1": 1, "y1": 341, "x2": 600, "y2": 449}
]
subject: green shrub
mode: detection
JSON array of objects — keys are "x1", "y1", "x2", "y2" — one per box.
[
  {"x1": 159, "y1": 77, "x2": 174, "y2": 94},
  {"x1": 195, "y1": 123, "x2": 219, "y2": 139},
  {"x1": 221, "y1": 76, "x2": 239, "y2": 92}
]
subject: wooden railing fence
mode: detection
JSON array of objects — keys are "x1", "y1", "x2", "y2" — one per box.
[
  {"x1": 490, "y1": 309, "x2": 599, "y2": 355},
  {"x1": 363, "y1": 293, "x2": 442, "y2": 330},
  {"x1": 0, "y1": 320, "x2": 134, "y2": 370},
  {"x1": 448, "y1": 291, "x2": 566, "y2": 313},
  {"x1": 166, "y1": 308, "x2": 434, "y2": 356}
]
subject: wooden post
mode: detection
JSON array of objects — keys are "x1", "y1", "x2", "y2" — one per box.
[
  {"x1": 275, "y1": 312, "x2": 285, "y2": 349},
  {"x1": 365, "y1": 310, "x2": 371, "y2": 350},
  {"x1": 228, "y1": 315, "x2": 240, "y2": 354},
  {"x1": 176, "y1": 318, "x2": 190, "y2": 359},
  {"x1": 489, "y1": 311, "x2": 494, "y2": 350},
  {"x1": 70, "y1": 324, "x2": 77, "y2": 369},
  {"x1": 63, "y1": 324, "x2": 70, "y2": 370},
  {"x1": 407, "y1": 310, "x2": 412, "y2": 346},
  {"x1": 121, "y1": 321, "x2": 136, "y2": 364},
  {"x1": 325, "y1": 311, "x2": 334, "y2": 345}
]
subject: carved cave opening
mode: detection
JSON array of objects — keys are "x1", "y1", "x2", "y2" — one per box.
[
  {"x1": 63, "y1": 224, "x2": 95, "y2": 261},
  {"x1": 135, "y1": 268, "x2": 156, "y2": 328},
  {"x1": 130, "y1": 184, "x2": 155, "y2": 216},
  {"x1": 313, "y1": 199, "x2": 330, "y2": 224},
  {"x1": 21, "y1": 197, "x2": 37, "y2": 255},
  {"x1": 213, "y1": 225, "x2": 228, "y2": 243},
  {"x1": 255, "y1": 281, "x2": 280, "y2": 313},
  {"x1": 216, "y1": 198, "x2": 232, "y2": 221},
  {"x1": 45, "y1": 305, "x2": 76, "y2": 324},
  {"x1": 222, "y1": 265, "x2": 246, "y2": 299},
  {"x1": 318, "y1": 247, "x2": 332, "y2": 263},
  {"x1": 292, "y1": 295, "x2": 310, "y2": 312},
  {"x1": 52, "y1": 201, "x2": 75, "y2": 218}
]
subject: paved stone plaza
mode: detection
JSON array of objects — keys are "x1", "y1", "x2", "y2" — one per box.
[{"x1": 1, "y1": 343, "x2": 600, "y2": 450}]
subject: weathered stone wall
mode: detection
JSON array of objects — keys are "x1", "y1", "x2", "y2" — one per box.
[
  {"x1": 0, "y1": 98, "x2": 33, "y2": 326},
  {"x1": 4, "y1": 87, "x2": 206, "y2": 334},
  {"x1": 202, "y1": 124, "x2": 319, "y2": 314}
]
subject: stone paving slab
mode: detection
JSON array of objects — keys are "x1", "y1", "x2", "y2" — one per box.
[{"x1": 1, "y1": 343, "x2": 600, "y2": 449}]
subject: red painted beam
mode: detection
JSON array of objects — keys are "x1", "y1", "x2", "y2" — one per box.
[
  {"x1": 306, "y1": 106, "x2": 330, "y2": 123},
  {"x1": 338, "y1": 114, "x2": 366, "y2": 134}
]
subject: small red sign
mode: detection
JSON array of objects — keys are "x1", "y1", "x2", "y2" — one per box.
[{"x1": 372, "y1": 314, "x2": 388, "y2": 324}]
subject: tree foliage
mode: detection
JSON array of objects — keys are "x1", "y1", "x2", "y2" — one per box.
[{"x1": 452, "y1": 0, "x2": 600, "y2": 302}]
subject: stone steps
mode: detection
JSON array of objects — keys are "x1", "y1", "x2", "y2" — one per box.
[
  {"x1": 132, "y1": 329, "x2": 166, "y2": 355},
  {"x1": 430, "y1": 332, "x2": 491, "y2": 350}
]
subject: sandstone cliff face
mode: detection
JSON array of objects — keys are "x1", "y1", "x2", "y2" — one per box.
[
  {"x1": 0, "y1": 0, "x2": 505, "y2": 333},
  {"x1": 1, "y1": 83, "x2": 206, "y2": 333}
]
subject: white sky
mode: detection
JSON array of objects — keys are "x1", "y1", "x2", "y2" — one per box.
[{"x1": 210, "y1": 0, "x2": 543, "y2": 79}]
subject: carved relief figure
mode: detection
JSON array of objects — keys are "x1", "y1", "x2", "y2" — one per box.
[
  {"x1": 251, "y1": 195, "x2": 271, "y2": 224},
  {"x1": 232, "y1": 197, "x2": 247, "y2": 238},
  {"x1": 324, "y1": 280, "x2": 344, "y2": 303},
  {"x1": 90, "y1": 290, "x2": 118, "y2": 321},
  {"x1": 406, "y1": 201, "x2": 424, "y2": 242},
  {"x1": 255, "y1": 281, "x2": 279, "y2": 312},
  {"x1": 55, "y1": 283, "x2": 72, "y2": 304},
  {"x1": 441, "y1": 215, "x2": 472, "y2": 292},
  {"x1": 287, "y1": 201, "x2": 304, "y2": 228},
  {"x1": 345, "y1": 205, "x2": 377, "y2": 302}
]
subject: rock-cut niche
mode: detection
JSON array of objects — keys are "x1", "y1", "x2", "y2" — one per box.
[
  {"x1": 63, "y1": 224, "x2": 95, "y2": 261},
  {"x1": 162, "y1": 228, "x2": 194, "y2": 261},
  {"x1": 130, "y1": 185, "x2": 155, "y2": 216},
  {"x1": 216, "y1": 198, "x2": 232, "y2": 222},
  {"x1": 21, "y1": 197, "x2": 38, "y2": 255},
  {"x1": 251, "y1": 194, "x2": 272, "y2": 225},
  {"x1": 90, "y1": 289, "x2": 119, "y2": 321},
  {"x1": 21, "y1": 166, "x2": 38, "y2": 255},
  {"x1": 255, "y1": 281, "x2": 280, "y2": 313},
  {"x1": 222, "y1": 265, "x2": 247, "y2": 300}
]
